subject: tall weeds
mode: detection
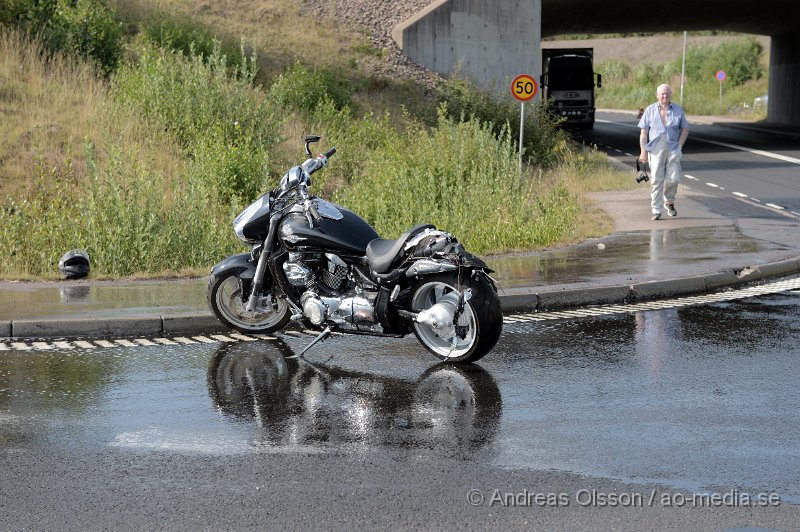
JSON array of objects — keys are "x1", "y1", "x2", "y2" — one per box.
[
  {"x1": 596, "y1": 37, "x2": 768, "y2": 116},
  {"x1": 335, "y1": 107, "x2": 578, "y2": 253},
  {"x1": 112, "y1": 42, "x2": 280, "y2": 201}
]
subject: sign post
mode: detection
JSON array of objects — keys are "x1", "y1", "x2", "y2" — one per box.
[
  {"x1": 716, "y1": 70, "x2": 726, "y2": 108},
  {"x1": 510, "y1": 74, "x2": 538, "y2": 176}
]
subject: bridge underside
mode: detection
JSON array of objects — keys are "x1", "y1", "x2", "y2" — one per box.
[{"x1": 394, "y1": 0, "x2": 800, "y2": 125}]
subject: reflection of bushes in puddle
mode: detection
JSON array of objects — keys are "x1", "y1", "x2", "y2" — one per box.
[
  {"x1": 0, "y1": 350, "x2": 120, "y2": 412},
  {"x1": 207, "y1": 341, "x2": 502, "y2": 455}
]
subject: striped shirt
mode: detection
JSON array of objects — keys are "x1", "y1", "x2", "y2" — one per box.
[{"x1": 638, "y1": 102, "x2": 688, "y2": 153}]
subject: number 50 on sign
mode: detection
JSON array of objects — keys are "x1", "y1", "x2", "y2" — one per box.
[{"x1": 511, "y1": 74, "x2": 538, "y2": 101}]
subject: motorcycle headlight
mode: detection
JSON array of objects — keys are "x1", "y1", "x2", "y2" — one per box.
[{"x1": 234, "y1": 194, "x2": 269, "y2": 242}]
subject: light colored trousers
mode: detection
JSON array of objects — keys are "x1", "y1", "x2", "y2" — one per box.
[{"x1": 648, "y1": 136, "x2": 682, "y2": 215}]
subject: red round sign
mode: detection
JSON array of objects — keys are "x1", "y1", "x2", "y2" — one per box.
[
  {"x1": 511, "y1": 74, "x2": 538, "y2": 102},
  {"x1": 716, "y1": 70, "x2": 727, "y2": 81}
]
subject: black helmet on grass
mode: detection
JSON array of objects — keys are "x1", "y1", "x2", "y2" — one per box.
[{"x1": 58, "y1": 249, "x2": 90, "y2": 279}]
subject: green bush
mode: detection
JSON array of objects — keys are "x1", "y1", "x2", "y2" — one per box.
[
  {"x1": 673, "y1": 37, "x2": 763, "y2": 86},
  {"x1": 141, "y1": 15, "x2": 238, "y2": 61},
  {"x1": 334, "y1": 107, "x2": 578, "y2": 252},
  {"x1": 0, "y1": 145, "x2": 239, "y2": 277},
  {"x1": 303, "y1": 98, "x2": 400, "y2": 192},
  {"x1": 268, "y1": 61, "x2": 352, "y2": 112},
  {"x1": 439, "y1": 77, "x2": 569, "y2": 168},
  {"x1": 5, "y1": 0, "x2": 123, "y2": 74},
  {"x1": 112, "y1": 42, "x2": 280, "y2": 200},
  {"x1": 595, "y1": 37, "x2": 768, "y2": 115},
  {"x1": 598, "y1": 59, "x2": 631, "y2": 85}
]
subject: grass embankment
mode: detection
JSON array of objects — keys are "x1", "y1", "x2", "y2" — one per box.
[
  {"x1": 595, "y1": 36, "x2": 768, "y2": 118},
  {"x1": 1, "y1": 1, "x2": 630, "y2": 279}
]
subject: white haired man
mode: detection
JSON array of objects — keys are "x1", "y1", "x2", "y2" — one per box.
[{"x1": 638, "y1": 84, "x2": 689, "y2": 220}]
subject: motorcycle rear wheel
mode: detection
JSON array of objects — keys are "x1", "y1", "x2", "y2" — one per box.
[
  {"x1": 409, "y1": 271, "x2": 502, "y2": 363},
  {"x1": 208, "y1": 272, "x2": 290, "y2": 334}
]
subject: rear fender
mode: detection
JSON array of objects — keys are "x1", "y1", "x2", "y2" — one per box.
[{"x1": 405, "y1": 259, "x2": 458, "y2": 278}]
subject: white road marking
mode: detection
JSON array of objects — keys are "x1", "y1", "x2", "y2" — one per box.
[
  {"x1": 94, "y1": 340, "x2": 117, "y2": 348},
  {"x1": 706, "y1": 182, "x2": 720, "y2": 188},
  {"x1": 209, "y1": 334, "x2": 237, "y2": 343},
  {"x1": 114, "y1": 339, "x2": 137, "y2": 347},
  {"x1": 504, "y1": 277, "x2": 800, "y2": 324},
  {"x1": 73, "y1": 340, "x2": 96, "y2": 349},
  {"x1": 733, "y1": 192, "x2": 749, "y2": 198},
  {"x1": 133, "y1": 339, "x2": 157, "y2": 346},
  {"x1": 694, "y1": 137, "x2": 800, "y2": 165},
  {"x1": 684, "y1": 174, "x2": 698, "y2": 180},
  {"x1": 229, "y1": 333, "x2": 257, "y2": 342},
  {"x1": 2, "y1": 331, "x2": 283, "y2": 351},
  {"x1": 766, "y1": 203, "x2": 786, "y2": 210},
  {"x1": 154, "y1": 338, "x2": 178, "y2": 345}
]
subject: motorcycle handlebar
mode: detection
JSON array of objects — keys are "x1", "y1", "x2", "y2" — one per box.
[{"x1": 323, "y1": 147, "x2": 336, "y2": 159}]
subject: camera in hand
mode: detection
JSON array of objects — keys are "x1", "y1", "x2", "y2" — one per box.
[{"x1": 635, "y1": 159, "x2": 650, "y2": 184}]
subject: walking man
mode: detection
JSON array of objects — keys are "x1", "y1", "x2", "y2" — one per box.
[{"x1": 638, "y1": 84, "x2": 689, "y2": 220}]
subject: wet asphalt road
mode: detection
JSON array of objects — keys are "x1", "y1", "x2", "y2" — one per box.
[{"x1": 2, "y1": 293, "x2": 800, "y2": 530}]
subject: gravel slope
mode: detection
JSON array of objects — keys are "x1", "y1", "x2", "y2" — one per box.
[{"x1": 309, "y1": 3, "x2": 767, "y2": 87}]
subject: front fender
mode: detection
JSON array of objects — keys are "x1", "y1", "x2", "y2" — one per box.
[{"x1": 211, "y1": 253, "x2": 256, "y2": 281}]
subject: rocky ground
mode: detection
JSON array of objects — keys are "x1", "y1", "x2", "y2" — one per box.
[{"x1": 305, "y1": 0, "x2": 443, "y2": 86}]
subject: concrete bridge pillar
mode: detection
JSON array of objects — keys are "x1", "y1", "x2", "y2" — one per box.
[
  {"x1": 392, "y1": 0, "x2": 542, "y2": 94},
  {"x1": 768, "y1": 33, "x2": 800, "y2": 125}
]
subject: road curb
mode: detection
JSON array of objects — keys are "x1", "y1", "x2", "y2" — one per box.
[
  {"x1": 3, "y1": 256, "x2": 800, "y2": 338},
  {"x1": 11, "y1": 315, "x2": 163, "y2": 338},
  {"x1": 162, "y1": 313, "x2": 223, "y2": 334},
  {"x1": 499, "y1": 255, "x2": 800, "y2": 313}
]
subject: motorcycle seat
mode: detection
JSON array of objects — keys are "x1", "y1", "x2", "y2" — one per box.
[{"x1": 366, "y1": 223, "x2": 436, "y2": 274}]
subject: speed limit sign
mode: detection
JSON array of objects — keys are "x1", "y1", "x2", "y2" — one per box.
[{"x1": 511, "y1": 74, "x2": 538, "y2": 102}]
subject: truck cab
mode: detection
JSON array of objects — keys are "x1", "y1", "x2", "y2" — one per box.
[{"x1": 540, "y1": 48, "x2": 602, "y2": 129}]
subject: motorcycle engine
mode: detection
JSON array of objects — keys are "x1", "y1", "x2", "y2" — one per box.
[{"x1": 282, "y1": 253, "x2": 380, "y2": 331}]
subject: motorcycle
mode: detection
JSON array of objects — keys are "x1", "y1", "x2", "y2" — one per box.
[{"x1": 207, "y1": 136, "x2": 502, "y2": 363}]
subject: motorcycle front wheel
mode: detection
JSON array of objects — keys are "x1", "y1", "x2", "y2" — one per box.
[
  {"x1": 409, "y1": 271, "x2": 502, "y2": 363},
  {"x1": 207, "y1": 272, "x2": 291, "y2": 334}
]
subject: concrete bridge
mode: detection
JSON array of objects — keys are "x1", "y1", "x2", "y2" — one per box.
[{"x1": 392, "y1": 0, "x2": 800, "y2": 125}]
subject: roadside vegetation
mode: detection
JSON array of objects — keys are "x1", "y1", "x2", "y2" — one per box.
[
  {"x1": 595, "y1": 36, "x2": 768, "y2": 118},
  {"x1": 1, "y1": 1, "x2": 759, "y2": 279}
]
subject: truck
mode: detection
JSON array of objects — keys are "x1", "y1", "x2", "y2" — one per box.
[{"x1": 540, "y1": 48, "x2": 602, "y2": 129}]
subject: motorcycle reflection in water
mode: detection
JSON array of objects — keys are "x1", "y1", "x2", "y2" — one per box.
[{"x1": 207, "y1": 341, "x2": 502, "y2": 454}]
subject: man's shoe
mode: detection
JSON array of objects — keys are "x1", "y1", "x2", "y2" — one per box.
[
  {"x1": 665, "y1": 203, "x2": 677, "y2": 217},
  {"x1": 652, "y1": 213, "x2": 662, "y2": 220}
]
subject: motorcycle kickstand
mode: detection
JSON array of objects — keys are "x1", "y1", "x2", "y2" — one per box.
[{"x1": 291, "y1": 326, "x2": 332, "y2": 358}]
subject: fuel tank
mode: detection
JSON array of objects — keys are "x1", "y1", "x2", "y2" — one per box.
[{"x1": 279, "y1": 205, "x2": 380, "y2": 254}]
